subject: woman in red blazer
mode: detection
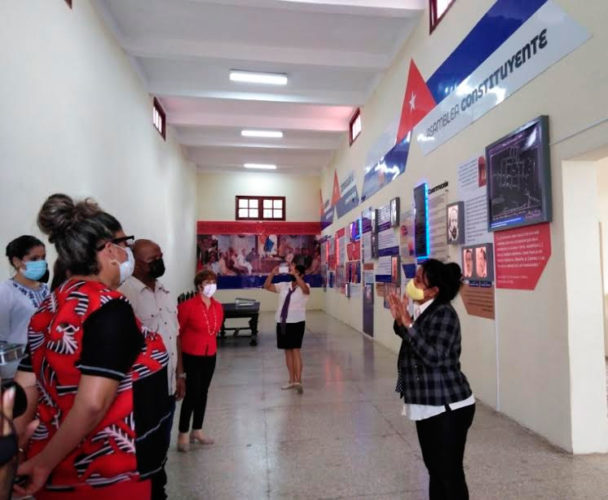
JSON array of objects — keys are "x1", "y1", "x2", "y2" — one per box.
[{"x1": 176, "y1": 270, "x2": 223, "y2": 452}]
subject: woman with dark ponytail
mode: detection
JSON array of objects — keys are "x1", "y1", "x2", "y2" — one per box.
[
  {"x1": 387, "y1": 259, "x2": 475, "y2": 500},
  {"x1": 13, "y1": 194, "x2": 170, "y2": 499},
  {"x1": 0, "y1": 235, "x2": 49, "y2": 379}
]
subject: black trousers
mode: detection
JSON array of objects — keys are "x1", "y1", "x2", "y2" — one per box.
[
  {"x1": 150, "y1": 395, "x2": 176, "y2": 500},
  {"x1": 178, "y1": 353, "x2": 216, "y2": 433},
  {"x1": 415, "y1": 404, "x2": 475, "y2": 500}
]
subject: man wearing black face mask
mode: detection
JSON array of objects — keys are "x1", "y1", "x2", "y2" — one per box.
[{"x1": 120, "y1": 239, "x2": 184, "y2": 500}]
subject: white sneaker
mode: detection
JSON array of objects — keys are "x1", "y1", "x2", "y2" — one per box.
[
  {"x1": 294, "y1": 382, "x2": 303, "y2": 394},
  {"x1": 281, "y1": 382, "x2": 295, "y2": 390}
]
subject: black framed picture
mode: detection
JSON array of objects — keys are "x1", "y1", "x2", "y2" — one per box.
[
  {"x1": 446, "y1": 201, "x2": 465, "y2": 245},
  {"x1": 390, "y1": 197, "x2": 400, "y2": 227},
  {"x1": 414, "y1": 183, "x2": 429, "y2": 258},
  {"x1": 486, "y1": 115, "x2": 551, "y2": 231},
  {"x1": 462, "y1": 243, "x2": 494, "y2": 282},
  {"x1": 371, "y1": 232, "x2": 378, "y2": 259}
]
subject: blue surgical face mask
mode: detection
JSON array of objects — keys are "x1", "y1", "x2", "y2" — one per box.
[{"x1": 22, "y1": 260, "x2": 48, "y2": 281}]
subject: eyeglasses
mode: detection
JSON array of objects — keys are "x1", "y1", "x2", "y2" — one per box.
[
  {"x1": 96, "y1": 235, "x2": 135, "y2": 251},
  {"x1": 112, "y1": 235, "x2": 134, "y2": 248}
]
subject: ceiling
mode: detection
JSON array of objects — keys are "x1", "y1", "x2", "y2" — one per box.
[{"x1": 93, "y1": 0, "x2": 424, "y2": 175}]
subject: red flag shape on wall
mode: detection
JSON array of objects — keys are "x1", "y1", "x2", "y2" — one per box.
[
  {"x1": 331, "y1": 171, "x2": 341, "y2": 207},
  {"x1": 396, "y1": 60, "x2": 437, "y2": 144}
]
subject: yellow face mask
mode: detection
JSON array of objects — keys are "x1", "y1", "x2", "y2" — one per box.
[{"x1": 405, "y1": 278, "x2": 425, "y2": 302}]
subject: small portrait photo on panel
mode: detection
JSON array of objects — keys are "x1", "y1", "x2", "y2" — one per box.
[
  {"x1": 472, "y1": 243, "x2": 494, "y2": 281},
  {"x1": 475, "y1": 246, "x2": 488, "y2": 278},
  {"x1": 478, "y1": 156, "x2": 487, "y2": 187},
  {"x1": 462, "y1": 247, "x2": 474, "y2": 279},
  {"x1": 446, "y1": 201, "x2": 465, "y2": 245},
  {"x1": 391, "y1": 255, "x2": 400, "y2": 285}
]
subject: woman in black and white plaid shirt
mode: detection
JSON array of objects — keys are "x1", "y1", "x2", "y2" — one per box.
[{"x1": 388, "y1": 259, "x2": 475, "y2": 500}]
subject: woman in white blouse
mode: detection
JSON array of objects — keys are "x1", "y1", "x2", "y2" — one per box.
[
  {"x1": 0, "y1": 235, "x2": 49, "y2": 378},
  {"x1": 263, "y1": 263, "x2": 309, "y2": 394}
]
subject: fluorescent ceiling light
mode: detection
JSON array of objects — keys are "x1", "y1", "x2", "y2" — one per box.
[
  {"x1": 230, "y1": 70, "x2": 288, "y2": 86},
  {"x1": 244, "y1": 163, "x2": 277, "y2": 170},
  {"x1": 241, "y1": 129, "x2": 284, "y2": 139}
]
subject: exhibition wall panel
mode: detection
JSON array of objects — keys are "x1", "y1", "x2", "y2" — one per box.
[{"x1": 320, "y1": 0, "x2": 608, "y2": 452}]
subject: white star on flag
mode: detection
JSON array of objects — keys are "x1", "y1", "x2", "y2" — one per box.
[{"x1": 409, "y1": 92, "x2": 416, "y2": 111}]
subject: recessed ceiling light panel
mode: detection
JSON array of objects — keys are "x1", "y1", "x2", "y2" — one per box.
[
  {"x1": 230, "y1": 70, "x2": 288, "y2": 86},
  {"x1": 244, "y1": 163, "x2": 277, "y2": 170},
  {"x1": 241, "y1": 130, "x2": 284, "y2": 138}
]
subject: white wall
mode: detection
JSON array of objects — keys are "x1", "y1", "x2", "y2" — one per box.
[
  {"x1": 197, "y1": 171, "x2": 321, "y2": 222},
  {"x1": 320, "y1": 0, "x2": 608, "y2": 452},
  {"x1": 562, "y1": 160, "x2": 608, "y2": 453},
  {"x1": 595, "y1": 157, "x2": 608, "y2": 350},
  {"x1": 0, "y1": 0, "x2": 198, "y2": 295},
  {"x1": 196, "y1": 171, "x2": 323, "y2": 311}
]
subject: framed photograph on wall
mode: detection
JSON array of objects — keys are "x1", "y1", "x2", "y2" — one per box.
[
  {"x1": 371, "y1": 232, "x2": 379, "y2": 259},
  {"x1": 390, "y1": 197, "x2": 400, "y2": 227},
  {"x1": 391, "y1": 255, "x2": 400, "y2": 285},
  {"x1": 462, "y1": 243, "x2": 494, "y2": 282},
  {"x1": 486, "y1": 115, "x2": 551, "y2": 231},
  {"x1": 370, "y1": 208, "x2": 378, "y2": 234},
  {"x1": 414, "y1": 183, "x2": 429, "y2": 259},
  {"x1": 446, "y1": 201, "x2": 465, "y2": 245}
]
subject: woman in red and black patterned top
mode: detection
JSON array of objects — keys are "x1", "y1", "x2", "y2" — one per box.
[
  {"x1": 13, "y1": 194, "x2": 170, "y2": 499},
  {"x1": 176, "y1": 270, "x2": 223, "y2": 452}
]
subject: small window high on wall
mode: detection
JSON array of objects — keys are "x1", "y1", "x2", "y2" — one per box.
[
  {"x1": 430, "y1": 0, "x2": 455, "y2": 33},
  {"x1": 153, "y1": 98, "x2": 166, "y2": 140},
  {"x1": 236, "y1": 196, "x2": 285, "y2": 221},
  {"x1": 349, "y1": 108, "x2": 362, "y2": 145}
]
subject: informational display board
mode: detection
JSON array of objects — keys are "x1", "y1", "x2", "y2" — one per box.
[
  {"x1": 494, "y1": 223, "x2": 551, "y2": 290},
  {"x1": 377, "y1": 203, "x2": 392, "y2": 232},
  {"x1": 429, "y1": 182, "x2": 449, "y2": 261},
  {"x1": 414, "y1": 183, "x2": 429, "y2": 259},
  {"x1": 361, "y1": 207, "x2": 374, "y2": 262},
  {"x1": 399, "y1": 208, "x2": 417, "y2": 278},
  {"x1": 375, "y1": 256, "x2": 393, "y2": 283},
  {"x1": 363, "y1": 282, "x2": 374, "y2": 337},
  {"x1": 460, "y1": 284, "x2": 495, "y2": 319},
  {"x1": 378, "y1": 228, "x2": 399, "y2": 257},
  {"x1": 487, "y1": 116, "x2": 551, "y2": 231},
  {"x1": 458, "y1": 156, "x2": 491, "y2": 246}
]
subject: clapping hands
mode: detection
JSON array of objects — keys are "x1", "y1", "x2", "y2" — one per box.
[{"x1": 387, "y1": 291, "x2": 413, "y2": 327}]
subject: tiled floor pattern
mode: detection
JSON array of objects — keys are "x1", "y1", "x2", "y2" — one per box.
[{"x1": 166, "y1": 312, "x2": 608, "y2": 499}]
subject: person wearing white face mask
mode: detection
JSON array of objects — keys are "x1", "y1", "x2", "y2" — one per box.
[
  {"x1": 0, "y1": 235, "x2": 50, "y2": 379},
  {"x1": 176, "y1": 270, "x2": 224, "y2": 452},
  {"x1": 13, "y1": 194, "x2": 170, "y2": 499}
]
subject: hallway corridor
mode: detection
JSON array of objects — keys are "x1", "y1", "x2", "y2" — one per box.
[{"x1": 166, "y1": 312, "x2": 608, "y2": 499}]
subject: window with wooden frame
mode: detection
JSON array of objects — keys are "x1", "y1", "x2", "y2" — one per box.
[
  {"x1": 430, "y1": 0, "x2": 456, "y2": 33},
  {"x1": 152, "y1": 98, "x2": 166, "y2": 140},
  {"x1": 349, "y1": 108, "x2": 362, "y2": 145},
  {"x1": 236, "y1": 196, "x2": 286, "y2": 221}
]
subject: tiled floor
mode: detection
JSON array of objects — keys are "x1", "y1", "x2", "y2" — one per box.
[{"x1": 166, "y1": 312, "x2": 608, "y2": 499}]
